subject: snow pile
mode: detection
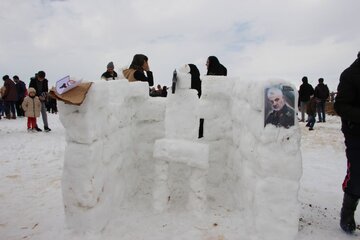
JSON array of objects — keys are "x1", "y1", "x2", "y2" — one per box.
[{"x1": 58, "y1": 70, "x2": 302, "y2": 239}]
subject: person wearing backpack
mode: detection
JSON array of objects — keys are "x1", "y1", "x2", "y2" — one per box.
[{"x1": 314, "y1": 78, "x2": 330, "y2": 122}]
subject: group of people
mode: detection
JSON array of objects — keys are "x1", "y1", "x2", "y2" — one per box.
[
  {"x1": 252, "y1": 52, "x2": 360, "y2": 235},
  {"x1": 296, "y1": 51, "x2": 360, "y2": 234},
  {"x1": 0, "y1": 75, "x2": 26, "y2": 119},
  {"x1": 150, "y1": 84, "x2": 168, "y2": 97},
  {"x1": 100, "y1": 54, "x2": 227, "y2": 96},
  {"x1": 2, "y1": 50, "x2": 360, "y2": 235},
  {"x1": 101, "y1": 54, "x2": 155, "y2": 86},
  {"x1": 1, "y1": 71, "x2": 52, "y2": 132},
  {"x1": 298, "y1": 76, "x2": 331, "y2": 130}
]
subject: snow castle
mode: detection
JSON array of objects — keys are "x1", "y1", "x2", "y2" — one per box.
[{"x1": 58, "y1": 67, "x2": 302, "y2": 240}]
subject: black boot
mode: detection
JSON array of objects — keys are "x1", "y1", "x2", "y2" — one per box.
[{"x1": 340, "y1": 193, "x2": 359, "y2": 233}]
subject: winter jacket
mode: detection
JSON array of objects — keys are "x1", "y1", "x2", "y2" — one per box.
[
  {"x1": 207, "y1": 65, "x2": 227, "y2": 76},
  {"x1": 2, "y1": 79, "x2": 18, "y2": 101},
  {"x1": 334, "y1": 57, "x2": 360, "y2": 136},
  {"x1": 122, "y1": 68, "x2": 154, "y2": 86},
  {"x1": 314, "y1": 83, "x2": 330, "y2": 101},
  {"x1": 101, "y1": 70, "x2": 118, "y2": 81},
  {"x1": 306, "y1": 97, "x2": 317, "y2": 116},
  {"x1": 299, "y1": 81, "x2": 314, "y2": 102},
  {"x1": 22, "y1": 96, "x2": 41, "y2": 118},
  {"x1": 16, "y1": 80, "x2": 27, "y2": 100},
  {"x1": 29, "y1": 78, "x2": 49, "y2": 98}
]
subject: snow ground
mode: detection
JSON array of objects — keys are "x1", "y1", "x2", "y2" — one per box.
[{"x1": 0, "y1": 114, "x2": 359, "y2": 239}]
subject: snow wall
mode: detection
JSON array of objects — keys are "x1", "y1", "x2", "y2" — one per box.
[{"x1": 58, "y1": 70, "x2": 302, "y2": 240}]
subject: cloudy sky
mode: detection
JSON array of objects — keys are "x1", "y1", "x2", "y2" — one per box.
[{"x1": 1, "y1": 0, "x2": 359, "y2": 90}]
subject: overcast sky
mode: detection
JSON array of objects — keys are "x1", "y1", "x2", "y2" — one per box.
[{"x1": 1, "y1": 0, "x2": 359, "y2": 90}]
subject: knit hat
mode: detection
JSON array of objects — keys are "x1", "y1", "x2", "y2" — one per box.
[
  {"x1": 107, "y1": 62, "x2": 114, "y2": 69},
  {"x1": 28, "y1": 87, "x2": 36, "y2": 94}
]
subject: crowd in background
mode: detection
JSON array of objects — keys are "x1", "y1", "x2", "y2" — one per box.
[
  {"x1": 1, "y1": 72, "x2": 56, "y2": 132},
  {"x1": 2, "y1": 51, "x2": 360, "y2": 235},
  {"x1": 298, "y1": 76, "x2": 335, "y2": 131}
]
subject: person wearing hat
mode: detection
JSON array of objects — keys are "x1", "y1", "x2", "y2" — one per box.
[
  {"x1": 22, "y1": 87, "x2": 41, "y2": 132},
  {"x1": 101, "y1": 61, "x2": 118, "y2": 81},
  {"x1": 334, "y1": 51, "x2": 360, "y2": 234}
]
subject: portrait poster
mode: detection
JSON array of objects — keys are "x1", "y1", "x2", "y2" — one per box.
[{"x1": 264, "y1": 84, "x2": 295, "y2": 128}]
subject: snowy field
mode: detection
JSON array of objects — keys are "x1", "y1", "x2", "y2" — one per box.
[{"x1": 0, "y1": 114, "x2": 359, "y2": 240}]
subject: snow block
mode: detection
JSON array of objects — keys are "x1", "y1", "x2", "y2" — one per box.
[{"x1": 153, "y1": 138, "x2": 209, "y2": 169}]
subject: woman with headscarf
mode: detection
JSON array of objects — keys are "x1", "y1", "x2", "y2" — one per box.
[
  {"x1": 185, "y1": 64, "x2": 204, "y2": 138},
  {"x1": 189, "y1": 64, "x2": 202, "y2": 98},
  {"x1": 206, "y1": 56, "x2": 227, "y2": 76},
  {"x1": 123, "y1": 54, "x2": 154, "y2": 87}
]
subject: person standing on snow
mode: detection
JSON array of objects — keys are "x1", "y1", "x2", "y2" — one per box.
[
  {"x1": 29, "y1": 70, "x2": 51, "y2": 132},
  {"x1": 13, "y1": 75, "x2": 27, "y2": 117},
  {"x1": 334, "y1": 51, "x2": 360, "y2": 234},
  {"x1": 314, "y1": 77, "x2": 330, "y2": 122},
  {"x1": 2, "y1": 75, "x2": 17, "y2": 119},
  {"x1": 22, "y1": 87, "x2": 41, "y2": 132},
  {"x1": 298, "y1": 76, "x2": 314, "y2": 122},
  {"x1": 305, "y1": 95, "x2": 317, "y2": 131}
]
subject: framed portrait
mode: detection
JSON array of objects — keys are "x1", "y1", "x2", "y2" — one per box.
[{"x1": 264, "y1": 84, "x2": 295, "y2": 128}]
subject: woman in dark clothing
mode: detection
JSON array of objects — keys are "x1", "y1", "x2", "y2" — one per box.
[
  {"x1": 189, "y1": 64, "x2": 202, "y2": 98},
  {"x1": 186, "y1": 64, "x2": 204, "y2": 138},
  {"x1": 122, "y1": 54, "x2": 154, "y2": 87},
  {"x1": 206, "y1": 56, "x2": 227, "y2": 76}
]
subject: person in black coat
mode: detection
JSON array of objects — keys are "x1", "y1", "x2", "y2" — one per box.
[
  {"x1": 314, "y1": 78, "x2": 330, "y2": 122},
  {"x1": 334, "y1": 51, "x2": 360, "y2": 234},
  {"x1": 206, "y1": 56, "x2": 227, "y2": 76},
  {"x1": 13, "y1": 75, "x2": 26, "y2": 117},
  {"x1": 298, "y1": 76, "x2": 314, "y2": 122},
  {"x1": 29, "y1": 71, "x2": 51, "y2": 132},
  {"x1": 101, "y1": 62, "x2": 118, "y2": 81}
]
